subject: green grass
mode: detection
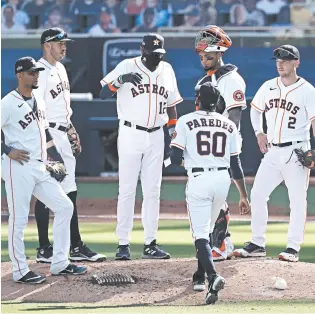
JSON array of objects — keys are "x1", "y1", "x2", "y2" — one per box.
[
  {"x1": 1, "y1": 220, "x2": 315, "y2": 263},
  {"x1": 2, "y1": 220, "x2": 315, "y2": 313},
  {"x1": 2, "y1": 301, "x2": 315, "y2": 313}
]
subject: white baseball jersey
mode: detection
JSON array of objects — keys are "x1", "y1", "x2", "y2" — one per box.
[
  {"x1": 251, "y1": 77, "x2": 315, "y2": 144},
  {"x1": 171, "y1": 111, "x2": 241, "y2": 169},
  {"x1": 195, "y1": 65, "x2": 247, "y2": 117},
  {"x1": 100, "y1": 56, "x2": 183, "y2": 128},
  {"x1": 1, "y1": 90, "x2": 48, "y2": 161},
  {"x1": 37, "y1": 58, "x2": 72, "y2": 124}
]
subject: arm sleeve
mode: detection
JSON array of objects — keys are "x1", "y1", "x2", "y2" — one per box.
[
  {"x1": 170, "y1": 118, "x2": 186, "y2": 150},
  {"x1": 230, "y1": 123, "x2": 241, "y2": 156},
  {"x1": 166, "y1": 66, "x2": 183, "y2": 107},
  {"x1": 250, "y1": 107, "x2": 264, "y2": 135},
  {"x1": 230, "y1": 155, "x2": 244, "y2": 180},
  {"x1": 251, "y1": 83, "x2": 266, "y2": 112},
  {"x1": 223, "y1": 75, "x2": 247, "y2": 111},
  {"x1": 100, "y1": 59, "x2": 128, "y2": 88},
  {"x1": 1, "y1": 100, "x2": 10, "y2": 128},
  {"x1": 304, "y1": 85, "x2": 315, "y2": 122}
]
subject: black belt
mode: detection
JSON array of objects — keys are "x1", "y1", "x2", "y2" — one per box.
[
  {"x1": 124, "y1": 121, "x2": 161, "y2": 133},
  {"x1": 272, "y1": 141, "x2": 302, "y2": 148},
  {"x1": 192, "y1": 167, "x2": 228, "y2": 173},
  {"x1": 49, "y1": 123, "x2": 70, "y2": 132}
]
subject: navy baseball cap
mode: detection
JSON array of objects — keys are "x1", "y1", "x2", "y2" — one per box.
[
  {"x1": 15, "y1": 57, "x2": 45, "y2": 74},
  {"x1": 272, "y1": 45, "x2": 300, "y2": 60},
  {"x1": 141, "y1": 33, "x2": 166, "y2": 54},
  {"x1": 41, "y1": 27, "x2": 74, "y2": 44},
  {"x1": 199, "y1": 82, "x2": 220, "y2": 108}
]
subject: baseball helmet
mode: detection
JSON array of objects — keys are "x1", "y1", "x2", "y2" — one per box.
[{"x1": 195, "y1": 25, "x2": 232, "y2": 53}]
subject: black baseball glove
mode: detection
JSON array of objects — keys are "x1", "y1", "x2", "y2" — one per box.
[
  {"x1": 119, "y1": 73, "x2": 142, "y2": 86},
  {"x1": 46, "y1": 161, "x2": 67, "y2": 182},
  {"x1": 294, "y1": 148, "x2": 315, "y2": 169},
  {"x1": 67, "y1": 126, "x2": 82, "y2": 158}
]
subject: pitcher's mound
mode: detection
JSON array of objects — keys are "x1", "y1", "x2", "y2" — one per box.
[{"x1": 2, "y1": 258, "x2": 315, "y2": 305}]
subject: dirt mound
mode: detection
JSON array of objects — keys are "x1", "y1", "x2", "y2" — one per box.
[{"x1": 2, "y1": 258, "x2": 315, "y2": 305}]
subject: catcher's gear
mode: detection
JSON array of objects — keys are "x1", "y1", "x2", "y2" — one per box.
[
  {"x1": 67, "y1": 127, "x2": 82, "y2": 157},
  {"x1": 294, "y1": 148, "x2": 315, "y2": 169},
  {"x1": 46, "y1": 161, "x2": 67, "y2": 182},
  {"x1": 195, "y1": 25, "x2": 232, "y2": 53}
]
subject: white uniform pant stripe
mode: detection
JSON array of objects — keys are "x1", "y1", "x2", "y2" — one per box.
[{"x1": 251, "y1": 142, "x2": 310, "y2": 251}]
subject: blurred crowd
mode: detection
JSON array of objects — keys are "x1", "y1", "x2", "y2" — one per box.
[{"x1": 1, "y1": 0, "x2": 315, "y2": 35}]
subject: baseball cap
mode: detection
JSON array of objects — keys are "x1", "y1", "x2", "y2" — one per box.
[
  {"x1": 41, "y1": 27, "x2": 74, "y2": 44},
  {"x1": 141, "y1": 33, "x2": 166, "y2": 54},
  {"x1": 199, "y1": 82, "x2": 220, "y2": 108},
  {"x1": 15, "y1": 57, "x2": 45, "y2": 74},
  {"x1": 272, "y1": 45, "x2": 300, "y2": 60}
]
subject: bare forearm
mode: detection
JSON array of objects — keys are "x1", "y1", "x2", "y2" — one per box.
[
  {"x1": 45, "y1": 129, "x2": 63, "y2": 162},
  {"x1": 234, "y1": 178, "x2": 248, "y2": 198},
  {"x1": 167, "y1": 106, "x2": 177, "y2": 120},
  {"x1": 228, "y1": 107, "x2": 242, "y2": 128}
]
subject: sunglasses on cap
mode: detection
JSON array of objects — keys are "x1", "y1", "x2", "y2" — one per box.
[
  {"x1": 44, "y1": 32, "x2": 67, "y2": 43},
  {"x1": 273, "y1": 48, "x2": 298, "y2": 60}
]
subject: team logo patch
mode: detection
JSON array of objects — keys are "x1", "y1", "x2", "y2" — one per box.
[
  {"x1": 233, "y1": 90, "x2": 244, "y2": 101},
  {"x1": 172, "y1": 131, "x2": 177, "y2": 140}
]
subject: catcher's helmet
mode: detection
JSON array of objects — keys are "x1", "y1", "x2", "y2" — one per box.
[
  {"x1": 195, "y1": 25, "x2": 232, "y2": 53},
  {"x1": 198, "y1": 82, "x2": 220, "y2": 111}
]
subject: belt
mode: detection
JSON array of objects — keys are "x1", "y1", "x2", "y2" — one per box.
[
  {"x1": 192, "y1": 167, "x2": 228, "y2": 173},
  {"x1": 272, "y1": 141, "x2": 302, "y2": 148},
  {"x1": 49, "y1": 122, "x2": 70, "y2": 132},
  {"x1": 124, "y1": 121, "x2": 161, "y2": 133}
]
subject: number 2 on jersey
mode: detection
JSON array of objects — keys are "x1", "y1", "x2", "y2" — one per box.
[{"x1": 196, "y1": 131, "x2": 227, "y2": 157}]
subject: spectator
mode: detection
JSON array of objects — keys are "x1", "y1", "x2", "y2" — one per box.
[
  {"x1": 136, "y1": 0, "x2": 170, "y2": 27},
  {"x1": 102, "y1": 0, "x2": 128, "y2": 30},
  {"x1": 170, "y1": 0, "x2": 198, "y2": 14},
  {"x1": 8, "y1": 0, "x2": 30, "y2": 27},
  {"x1": 290, "y1": 0, "x2": 313, "y2": 26},
  {"x1": 89, "y1": 7, "x2": 121, "y2": 35},
  {"x1": 256, "y1": 0, "x2": 286, "y2": 15},
  {"x1": 22, "y1": 0, "x2": 50, "y2": 28},
  {"x1": 215, "y1": 0, "x2": 234, "y2": 25},
  {"x1": 71, "y1": 0, "x2": 103, "y2": 29},
  {"x1": 1, "y1": 4, "x2": 26, "y2": 33},
  {"x1": 200, "y1": 0, "x2": 217, "y2": 26},
  {"x1": 179, "y1": 7, "x2": 201, "y2": 27},
  {"x1": 271, "y1": 5, "x2": 290, "y2": 25},
  {"x1": 132, "y1": 7, "x2": 158, "y2": 32},
  {"x1": 42, "y1": 6, "x2": 71, "y2": 32},
  {"x1": 229, "y1": 0, "x2": 266, "y2": 26},
  {"x1": 125, "y1": 0, "x2": 146, "y2": 15}
]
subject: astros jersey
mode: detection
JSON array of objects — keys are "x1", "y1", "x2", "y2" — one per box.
[
  {"x1": 251, "y1": 77, "x2": 315, "y2": 144},
  {"x1": 1, "y1": 90, "x2": 48, "y2": 161},
  {"x1": 37, "y1": 58, "x2": 72, "y2": 124},
  {"x1": 195, "y1": 64, "x2": 247, "y2": 116},
  {"x1": 100, "y1": 56, "x2": 183, "y2": 128},
  {"x1": 170, "y1": 111, "x2": 241, "y2": 169}
]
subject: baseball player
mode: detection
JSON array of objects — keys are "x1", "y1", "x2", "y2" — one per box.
[
  {"x1": 234, "y1": 45, "x2": 315, "y2": 262},
  {"x1": 1, "y1": 57, "x2": 87, "y2": 283},
  {"x1": 34, "y1": 27, "x2": 106, "y2": 263},
  {"x1": 100, "y1": 33, "x2": 183, "y2": 260},
  {"x1": 168, "y1": 82, "x2": 248, "y2": 304},
  {"x1": 192, "y1": 25, "x2": 249, "y2": 273}
]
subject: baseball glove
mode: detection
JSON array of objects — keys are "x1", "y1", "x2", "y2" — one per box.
[
  {"x1": 294, "y1": 148, "x2": 315, "y2": 169},
  {"x1": 67, "y1": 126, "x2": 82, "y2": 158},
  {"x1": 46, "y1": 161, "x2": 67, "y2": 182}
]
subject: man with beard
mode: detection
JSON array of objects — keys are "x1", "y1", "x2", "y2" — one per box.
[{"x1": 100, "y1": 33, "x2": 183, "y2": 260}]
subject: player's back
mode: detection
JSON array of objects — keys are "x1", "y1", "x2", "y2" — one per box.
[{"x1": 176, "y1": 111, "x2": 239, "y2": 169}]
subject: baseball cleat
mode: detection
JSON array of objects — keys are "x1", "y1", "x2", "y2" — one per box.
[
  {"x1": 233, "y1": 242, "x2": 266, "y2": 258},
  {"x1": 115, "y1": 244, "x2": 131, "y2": 260},
  {"x1": 212, "y1": 250, "x2": 226, "y2": 262},
  {"x1": 15, "y1": 271, "x2": 46, "y2": 284},
  {"x1": 70, "y1": 241, "x2": 106, "y2": 262},
  {"x1": 205, "y1": 274, "x2": 225, "y2": 305},
  {"x1": 279, "y1": 248, "x2": 299, "y2": 262},
  {"x1": 52, "y1": 263, "x2": 88, "y2": 276},
  {"x1": 36, "y1": 244, "x2": 53, "y2": 263},
  {"x1": 192, "y1": 272, "x2": 206, "y2": 292},
  {"x1": 141, "y1": 240, "x2": 171, "y2": 259}
]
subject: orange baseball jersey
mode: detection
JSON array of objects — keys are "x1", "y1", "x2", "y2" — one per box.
[
  {"x1": 100, "y1": 56, "x2": 183, "y2": 128},
  {"x1": 251, "y1": 77, "x2": 315, "y2": 144}
]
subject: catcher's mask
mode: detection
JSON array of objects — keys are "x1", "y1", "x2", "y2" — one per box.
[{"x1": 195, "y1": 25, "x2": 232, "y2": 53}]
